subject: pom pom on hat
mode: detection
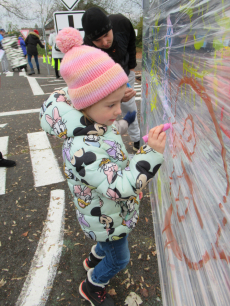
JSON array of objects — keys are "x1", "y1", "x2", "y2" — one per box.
[
  {"x1": 57, "y1": 28, "x2": 128, "y2": 110},
  {"x1": 56, "y1": 28, "x2": 83, "y2": 53}
]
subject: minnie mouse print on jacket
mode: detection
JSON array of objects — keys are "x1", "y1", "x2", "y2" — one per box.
[{"x1": 40, "y1": 87, "x2": 164, "y2": 242}]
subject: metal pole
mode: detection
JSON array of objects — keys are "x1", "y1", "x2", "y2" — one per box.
[{"x1": 42, "y1": 17, "x2": 50, "y2": 75}]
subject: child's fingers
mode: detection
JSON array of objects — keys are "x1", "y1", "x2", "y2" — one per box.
[
  {"x1": 158, "y1": 131, "x2": 166, "y2": 141},
  {"x1": 149, "y1": 125, "x2": 164, "y2": 138}
]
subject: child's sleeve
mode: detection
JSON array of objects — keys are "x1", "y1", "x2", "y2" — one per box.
[{"x1": 70, "y1": 142, "x2": 164, "y2": 200}]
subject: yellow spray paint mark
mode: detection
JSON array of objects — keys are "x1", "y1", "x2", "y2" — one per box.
[{"x1": 157, "y1": 170, "x2": 162, "y2": 206}]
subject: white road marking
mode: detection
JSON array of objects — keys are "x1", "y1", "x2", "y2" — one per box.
[
  {"x1": 34, "y1": 77, "x2": 55, "y2": 79},
  {"x1": 0, "y1": 109, "x2": 40, "y2": 117},
  {"x1": 6, "y1": 71, "x2": 14, "y2": 77},
  {"x1": 0, "y1": 123, "x2": 7, "y2": 128},
  {"x1": 19, "y1": 71, "x2": 27, "y2": 76},
  {"x1": 135, "y1": 97, "x2": 142, "y2": 101},
  {"x1": 27, "y1": 76, "x2": 44, "y2": 95},
  {"x1": 134, "y1": 85, "x2": 142, "y2": 88},
  {"x1": 27, "y1": 131, "x2": 65, "y2": 187},
  {"x1": 16, "y1": 189, "x2": 65, "y2": 306},
  {"x1": 40, "y1": 83, "x2": 66, "y2": 87},
  {"x1": 0, "y1": 136, "x2": 9, "y2": 195},
  {"x1": 48, "y1": 79, "x2": 64, "y2": 83}
]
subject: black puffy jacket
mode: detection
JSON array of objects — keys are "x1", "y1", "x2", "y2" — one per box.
[
  {"x1": 84, "y1": 14, "x2": 137, "y2": 76},
  {"x1": 25, "y1": 32, "x2": 44, "y2": 55}
]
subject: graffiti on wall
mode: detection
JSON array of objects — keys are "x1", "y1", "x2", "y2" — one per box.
[{"x1": 142, "y1": 0, "x2": 230, "y2": 305}]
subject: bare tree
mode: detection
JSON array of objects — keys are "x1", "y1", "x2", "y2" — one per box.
[
  {"x1": 34, "y1": 0, "x2": 64, "y2": 29},
  {"x1": 0, "y1": 0, "x2": 33, "y2": 20}
]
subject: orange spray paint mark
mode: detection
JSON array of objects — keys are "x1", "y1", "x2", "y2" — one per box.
[{"x1": 178, "y1": 76, "x2": 230, "y2": 197}]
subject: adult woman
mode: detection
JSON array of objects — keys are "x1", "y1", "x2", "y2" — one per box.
[{"x1": 25, "y1": 29, "x2": 44, "y2": 75}]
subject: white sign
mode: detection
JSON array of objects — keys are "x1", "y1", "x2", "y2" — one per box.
[
  {"x1": 53, "y1": 11, "x2": 85, "y2": 39},
  {"x1": 60, "y1": 0, "x2": 81, "y2": 11}
]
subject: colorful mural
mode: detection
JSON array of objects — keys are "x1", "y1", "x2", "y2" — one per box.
[{"x1": 141, "y1": 0, "x2": 230, "y2": 305}]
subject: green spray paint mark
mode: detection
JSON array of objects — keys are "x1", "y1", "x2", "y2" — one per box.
[{"x1": 194, "y1": 35, "x2": 205, "y2": 50}]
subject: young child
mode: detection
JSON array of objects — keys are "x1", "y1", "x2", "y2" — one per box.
[{"x1": 40, "y1": 28, "x2": 166, "y2": 306}]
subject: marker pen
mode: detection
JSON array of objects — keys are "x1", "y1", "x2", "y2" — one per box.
[{"x1": 142, "y1": 123, "x2": 171, "y2": 143}]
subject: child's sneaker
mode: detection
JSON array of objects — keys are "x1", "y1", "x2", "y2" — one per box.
[
  {"x1": 83, "y1": 245, "x2": 105, "y2": 271},
  {"x1": 79, "y1": 269, "x2": 114, "y2": 306}
]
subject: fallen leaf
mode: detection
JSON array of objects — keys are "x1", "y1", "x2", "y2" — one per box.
[
  {"x1": 145, "y1": 217, "x2": 148, "y2": 223},
  {"x1": 121, "y1": 278, "x2": 130, "y2": 285},
  {"x1": 0, "y1": 279, "x2": 6, "y2": 287},
  {"x1": 138, "y1": 254, "x2": 142, "y2": 259},
  {"x1": 144, "y1": 267, "x2": 150, "y2": 271},
  {"x1": 107, "y1": 288, "x2": 117, "y2": 296},
  {"x1": 147, "y1": 255, "x2": 150, "y2": 260},
  {"x1": 140, "y1": 288, "x2": 148, "y2": 297},
  {"x1": 124, "y1": 292, "x2": 143, "y2": 305}
]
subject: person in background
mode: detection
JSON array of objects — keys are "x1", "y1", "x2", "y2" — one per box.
[
  {"x1": 25, "y1": 29, "x2": 44, "y2": 75},
  {"x1": 0, "y1": 29, "x2": 9, "y2": 74},
  {"x1": 49, "y1": 31, "x2": 64, "y2": 79},
  {"x1": 82, "y1": 7, "x2": 141, "y2": 152},
  {"x1": 0, "y1": 152, "x2": 16, "y2": 167},
  {"x1": 18, "y1": 36, "x2": 27, "y2": 58}
]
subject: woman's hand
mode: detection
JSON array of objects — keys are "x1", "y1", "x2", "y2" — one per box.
[
  {"x1": 121, "y1": 88, "x2": 136, "y2": 102},
  {"x1": 147, "y1": 125, "x2": 166, "y2": 154}
]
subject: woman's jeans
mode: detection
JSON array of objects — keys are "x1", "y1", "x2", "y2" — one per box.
[
  {"x1": 91, "y1": 235, "x2": 130, "y2": 284},
  {"x1": 28, "y1": 54, "x2": 39, "y2": 70}
]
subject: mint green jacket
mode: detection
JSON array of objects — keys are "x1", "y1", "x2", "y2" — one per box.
[{"x1": 40, "y1": 87, "x2": 164, "y2": 242}]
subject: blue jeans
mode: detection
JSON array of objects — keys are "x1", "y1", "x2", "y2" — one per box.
[
  {"x1": 91, "y1": 235, "x2": 130, "y2": 284},
  {"x1": 28, "y1": 54, "x2": 39, "y2": 70}
]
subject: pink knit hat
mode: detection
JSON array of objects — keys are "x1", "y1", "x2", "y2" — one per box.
[{"x1": 56, "y1": 28, "x2": 128, "y2": 110}]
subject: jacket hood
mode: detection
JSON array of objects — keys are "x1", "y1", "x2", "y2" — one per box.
[
  {"x1": 40, "y1": 87, "x2": 109, "y2": 140},
  {"x1": 29, "y1": 32, "x2": 40, "y2": 38}
]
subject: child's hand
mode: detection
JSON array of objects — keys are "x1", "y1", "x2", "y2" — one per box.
[
  {"x1": 147, "y1": 125, "x2": 166, "y2": 154},
  {"x1": 121, "y1": 88, "x2": 136, "y2": 102}
]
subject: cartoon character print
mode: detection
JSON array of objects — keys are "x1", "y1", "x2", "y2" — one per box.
[
  {"x1": 73, "y1": 116, "x2": 107, "y2": 137},
  {"x1": 62, "y1": 138, "x2": 73, "y2": 162},
  {"x1": 91, "y1": 207, "x2": 115, "y2": 236},
  {"x1": 134, "y1": 160, "x2": 161, "y2": 194},
  {"x1": 84, "y1": 135, "x2": 101, "y2": 148},
  {"x1": 125, "y1": 160, "x2": 130, "y2": 171},
  {"x1": 45, "y1": 107, "x2": 67, "y2": 139},
  {"x1": 122, "y1": 211, "x2": 139, "y2": 229},
  {"x1": 63, "y1": 164, "x2": 79, "y2": 181},
  {"x1": 40, "y1": 100, "x2": 53, "y2": 119},
  {"x1": 111, "y1": 233, "x2": 127, "y2": 241},
  {"x1": 71, "y1": 148, "x2": 96, "y2": 177},
  {"x1": 120, "y1": 196, "x2": 139, "y2": 218},
  {"x1": 74, "y1": 185, "x2": 93, "y2": 208},
  {"x1": 103, "y1": 140, "x2": 126, "y2": 161},
  {"x1": 106, "y1": 187, "x2": 130, "y2": 202},
  {"x1": 76, "y1": 210, "x2": 90, "y2": 228},
  {"x1": 99, "y1": 158, "x2": 123, "y2": 184},
  {"x1": 112, "y1": 127, "x2": 120, "y2": 135},
  {"x1": 84, "y1": 230, "x2": 96, "y2": 240},
  {"x1": 136, "y1": 145, "x2": 153, "y2": 155},
  {"x1": 52, "y1": 89, "x2": 71, "y2": 105}
]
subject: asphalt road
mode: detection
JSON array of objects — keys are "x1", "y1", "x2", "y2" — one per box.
[{"x1": 0, "y1": 58, "x2": 163, "y2": 306}]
